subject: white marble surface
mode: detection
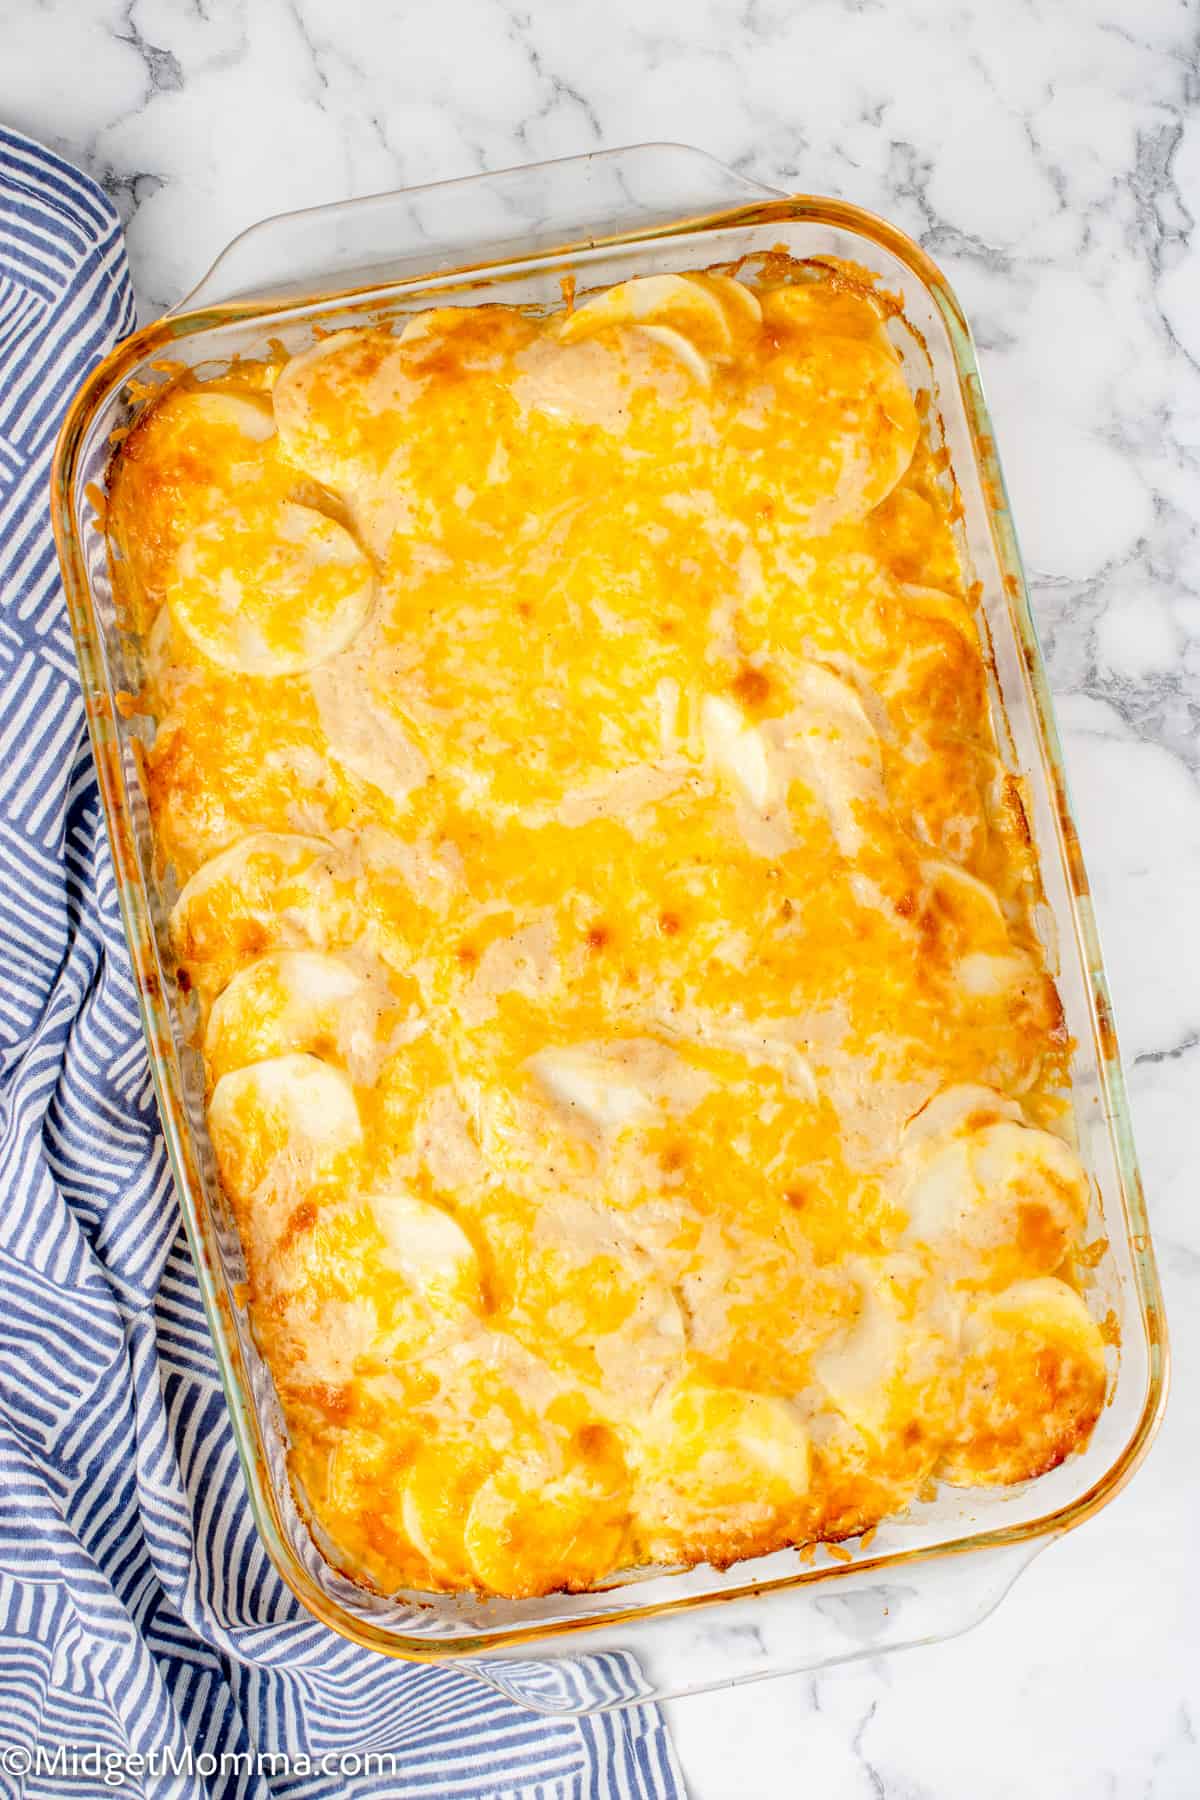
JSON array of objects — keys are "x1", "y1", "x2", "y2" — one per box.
[{"x1": 5, "y1": 0, "x2": 1198, "y2": 1793}]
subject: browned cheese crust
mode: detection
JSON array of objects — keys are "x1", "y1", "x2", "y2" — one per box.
[{"x1": 106, "y1": 263, "x2": 1107, "y2": 1598}]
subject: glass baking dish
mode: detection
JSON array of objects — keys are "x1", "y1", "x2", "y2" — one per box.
[{"x1": 51, "y1": 143, "x2": 1168, "y2": 1713}]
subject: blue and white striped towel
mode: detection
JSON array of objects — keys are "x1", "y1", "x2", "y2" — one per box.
[{"x1": 0, "y1": 124, "x2": 686, "y2": 1800}]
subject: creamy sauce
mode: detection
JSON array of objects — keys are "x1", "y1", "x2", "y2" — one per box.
[{"x1": 110, "y1": 262, "x2": 1103, "y2": 1601}]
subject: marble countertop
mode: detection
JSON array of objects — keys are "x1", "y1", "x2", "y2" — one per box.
[{"x1": 5, "y1": 0, "x2": 1197, "y2": 1793}]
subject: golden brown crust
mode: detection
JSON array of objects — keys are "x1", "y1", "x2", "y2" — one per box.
[{"x1": 107, "y1": 262, "x2": 1106, "y2": 1599}]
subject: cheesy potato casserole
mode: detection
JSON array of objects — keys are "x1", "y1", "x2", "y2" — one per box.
[{"x1": 107, "y1": 261, "x2": 1108, "y2": 1599}]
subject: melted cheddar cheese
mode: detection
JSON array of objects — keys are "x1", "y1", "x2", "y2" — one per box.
[{"x1": 107, "y1": 262, "x2": 1106, "y2": 1599}]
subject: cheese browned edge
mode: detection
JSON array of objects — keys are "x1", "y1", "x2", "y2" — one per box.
[{"x1": 104, "y1": 259, "x2": 1109, "y2": 1599}]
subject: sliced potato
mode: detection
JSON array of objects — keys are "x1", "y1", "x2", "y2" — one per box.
[
  {"x1": 464, "y1": 1440, "x2": 629, "y2": 1596},
  {"x1": 702, "y1": 663, "x2": 884, "y2": 855},
  {"x1": 397, "y1": 308, "x2": 470, "y2": 347},
  {"x1": 110, "y1": 385, "x2": 281, "y2": 614},
  {"x1": 921, "y1": 857, "x2": 1010, "y2": 937},
  {"x1": 170, "y1": 831, "x2": 354, "y2": 986},
  {"x1": 272, "y1": 330, "x2": 377, "y2": 485},
  {"x1": 513, "y1": 322, "x2": 705, "y2": 429},
  {"x1": 368, "y1": 1190, "x2": 480, "y2": 1318},
  {"x1": 530, "y1": 1044, "x2": 655, "y2": 1133},
  {"x1": 265, "y1": 1190, "x2": 480, "y2": 1371},
  {"x1": 529, "y1": 1039, "x2": 710, "y2": 1138},
  {"x1": 401, "y1": 1437, "x2": 494, "y2": 1587},
  {"x1": 812, "y1": 1270, "x2": 908, "y2": 1435},
  {"x1": 902, "y1": 1084, "x2": 1024, "y2": 1146},
  {"x1": 940, "y1": 1277, "x2": 1107, "y2": 1485},
  {"x1": 917, "y1": 858, "x2": 1043, "y2": 1005},
  {"x1": 168, "y1": 499, "x2": 374, "y2": 676},
  {"x1": 701, "y1": 694, "x2": 772, "y2": 810},
  {"x1": 971, "y1": 1122, "x2": 1089, "y2": 1242},
  {"x1": 666, "y1": 1011, "x2": 819, "y2": 1104},
  {"x1": 701, "y1": 272, "x2": 763, "y2": 333},
  {"x1": 955, "y1": 950, "x2": 1038, "y2": 997},
  {"x1": 275, "y1": 308, "x2": 531, "y2": 492},
  {"x1": 634, "y1": 322, "x2": 712, "y2": 387},
  {"x1": 785, "y1": 661, "x2": 884, "y2": 855},
  {"x1": 811, "y1": 1253, "x2": 959, "y2": 1479},
  {"x1": 559, "y1": 273, "x2": 733, "y2": 358},
  {"x1": 553, "y1": 273, "x2": 763, "y2": 395},
  {"x1": 208, "y1": 1051, "x2": 362, "y2": 1203},
  {"x1": 731, "y1": 286, "x2": 919, "y2": 526},
  {"x1": 183, "y1": 390, "x2": 276, "y2": 443},
  {"x1": 204, "y1": 949, "x2": 367, "y2": 1081},
  {"x1": 901, "y1": 1095, "x2": 1089, "y2": 1282},
  {"x1": 633, "y1": 1383, "x2": 811, "y2": 1558}
]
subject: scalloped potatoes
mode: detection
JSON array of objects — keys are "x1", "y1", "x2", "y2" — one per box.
[{"x1": 108, "y1": 259, "x2": 1105, "y2": 1601}]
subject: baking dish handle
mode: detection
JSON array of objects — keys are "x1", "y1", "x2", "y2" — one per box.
[
  {"x1": 176, "y1": 143, "x2": 782, "y2": 314},
  {"x1": 463, "y1": 1538, "x2": 1049, "y2": 1714}
]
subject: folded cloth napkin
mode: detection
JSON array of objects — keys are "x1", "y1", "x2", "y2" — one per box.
[{"x1": 0, "y1": 124, "x2": 685, "y2": 1800}]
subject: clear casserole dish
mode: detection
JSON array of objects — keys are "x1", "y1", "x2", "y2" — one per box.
[{"x1": 51, "y1": 143, "x2": 1167, "y2": 1713}]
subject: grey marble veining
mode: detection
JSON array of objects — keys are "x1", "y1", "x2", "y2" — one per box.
[{"x1": 4, "y1": 0, "x2": 1198, "y2": 1793}]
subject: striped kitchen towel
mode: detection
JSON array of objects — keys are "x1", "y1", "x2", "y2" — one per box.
[{"x1": 0, "y1": 123, "x2": 685, "y2": 1800}]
